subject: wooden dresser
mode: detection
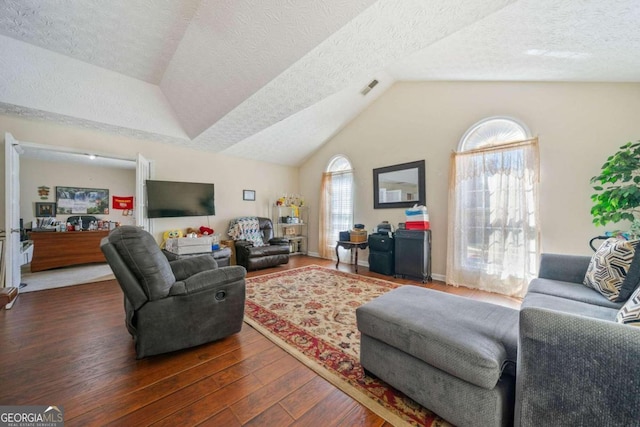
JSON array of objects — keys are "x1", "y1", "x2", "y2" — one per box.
[{"x1": 29, "y1": 230, "x2": 110, "y2": 272}]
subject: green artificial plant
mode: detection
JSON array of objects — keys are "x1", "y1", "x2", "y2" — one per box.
[{"x1": 591, "y1": 141, "x2": 640, "y2": 235}]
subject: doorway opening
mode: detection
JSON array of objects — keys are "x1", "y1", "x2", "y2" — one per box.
[{"x1": 4, "y1": 133, "x2": 151, "y2": 292}]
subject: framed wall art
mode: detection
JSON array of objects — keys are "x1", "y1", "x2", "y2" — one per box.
[
  {"x1": 56, "y1": 186, "x2": 109, "y2": 214},
  {"x1": 243, "y1": 190, "x2": 256, "y2": 201},
  {"x1": 35, "y1": 202, "x2": 56, "y2": 217}
]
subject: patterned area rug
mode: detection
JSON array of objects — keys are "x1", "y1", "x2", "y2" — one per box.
[{"x1": 244, "y1": 265, "x2": 451, "y2": 427}]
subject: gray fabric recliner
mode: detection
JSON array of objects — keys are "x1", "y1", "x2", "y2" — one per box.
[{"x1": 100, "y1": 226, "x2": 246, "y2": 358}]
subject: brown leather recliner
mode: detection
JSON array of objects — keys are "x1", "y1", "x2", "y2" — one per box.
[{"x1": 228, "y1": 217, "x2": 290, "y2": 270}]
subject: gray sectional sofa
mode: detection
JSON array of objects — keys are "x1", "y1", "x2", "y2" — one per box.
[
  {"x1": 357, "y1": 253, "x2": 640, "y2": 426},
  {"x1": 517, "y1": 253, "x2": 640, "y2": 426}
]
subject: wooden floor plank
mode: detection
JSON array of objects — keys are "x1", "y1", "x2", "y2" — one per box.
[
  {"x1": 212, "y1": 344, "x2": 289, "y2": 388},
  {"x1": 150, "y1": 374, "x2": 265, "y2": 426},
  {"x1": 196, "y1": 407, "x2": 242, "y2": 427},
  {"x1": 109, "y1": 338, "x2": 286, "y2": 426},
  {"x1": 339, "y1": 403, "x2": 389, "y2": 427},
  {"x1": 31, "y1": 328, "x2": 262, "y2": 419},
  {"x1": 229, "y1": 364, "x2": 316, "y2": 424},
  {"x1": 289, "y1": 387, "x2": 362, "y2": 427},
  {"x1": 1, "y1": 255, "x2": 521, "y2": 426},
  {"x1": 61, "y1": 332, "x2": 260, "y2": 419},
  {"x1": 242, "y1": 403, "x2": 295, "y2": 427},
  {"x1": 279, "y1": 375, "x2": 337, "y2": 420},
  {"x1": 67, "y1": 352, "x2": 237, "y2": 425},
  {"x1": 252, "y1": 352, "x2": 301, "y2": 385}
]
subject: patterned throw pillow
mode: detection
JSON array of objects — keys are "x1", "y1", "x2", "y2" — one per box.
[
  {"x1": 583, "y1": 238, "x2": 640, "y2": 301},
  {"x1": 616, "y1": 285, "x2": 640, "y2": 326},
  {"x1": 616, "y1": 244, "x2": 640, "y2": 301}
]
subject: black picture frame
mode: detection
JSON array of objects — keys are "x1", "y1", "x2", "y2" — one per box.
[
  {"x1": 373, "y1": 160, "x2": 426, "y2": 209},
  {"x1": 35, "y1": 202, "x2": 56, "y2": 217},
  {"x1": 243, "y1": 190, "x2": 256, "y2": 201}
]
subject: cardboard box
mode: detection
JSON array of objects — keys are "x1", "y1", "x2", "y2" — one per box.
[
  {"x1": 165, "y1": 237, "x2": 213, "y2": 255},
  {"x1": 350, "y1": 230, "x2": 367, "y2": 242}
]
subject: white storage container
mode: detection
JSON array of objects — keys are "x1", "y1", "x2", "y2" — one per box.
[{"x1": 165, "y1": 236, "x2": 213, "y2": 255}]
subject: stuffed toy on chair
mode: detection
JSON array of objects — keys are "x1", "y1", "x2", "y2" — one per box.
[
  {"x1": 199, "y1": 226, "x2": 214, "y2": 235},
  {"x1": 186, "y1": 227, "x2": 200, "y2": 237},
  {"x1": 161, "y1": 229, "x2": 183, "y2": 248}
]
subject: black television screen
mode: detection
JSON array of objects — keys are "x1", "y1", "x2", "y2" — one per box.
[{"x1": 146, "y1": 180, "x2": 215, "y2": 218}]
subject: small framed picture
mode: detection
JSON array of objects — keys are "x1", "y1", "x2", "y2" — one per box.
[
  {"x1": 35, "y1": 202, "x2": 56, "y2": 217},
  {"x1": 243, "y1": 190, "x2": 256, "y2": 201}
]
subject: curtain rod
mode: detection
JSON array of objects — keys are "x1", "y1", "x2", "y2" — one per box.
[{"x1": 454, "y1": 137, "x2": 538, "y2": 157}]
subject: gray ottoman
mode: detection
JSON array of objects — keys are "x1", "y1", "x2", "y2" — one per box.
[{"x1": 356, "y1": 286, "x2": 519, "y2": 427}]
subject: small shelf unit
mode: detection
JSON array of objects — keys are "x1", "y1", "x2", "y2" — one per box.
[{"x1": 272, "y1": 205, "x2": 308, "y2": 255}]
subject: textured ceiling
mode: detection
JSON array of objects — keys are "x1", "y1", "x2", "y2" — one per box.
[
  {"x1": 0, "y1": 0, "x2": 200, "y2": 83},
  {"x1": 161, "y1": 0, "x2": 380, "y2": 138},
  {"x1": 389, "y1": 0, "x2": 640, "y2": 82},
  {"x1": 0, "y1": 0, "x2": 638, "y2": 166},
  {"x1": 20, "y1": 146, "x2": 136, "y2": 170}
]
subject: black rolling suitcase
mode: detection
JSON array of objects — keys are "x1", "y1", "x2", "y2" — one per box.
[{"x1": 368, "y1": 233, "x2": 394, "y2": 275}]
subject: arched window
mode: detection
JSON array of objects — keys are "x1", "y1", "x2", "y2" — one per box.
[
  {"x1": 459, "y1": 116, "x2": 530, "y2": 151},
  {"x1": 319, "y1": 155, "x2": 354, "y2": 258},
  {"x1": 447, "y1": 117, "x2": 539, "y2": 297},
  {"x1": 327, "y1": 156, "x2": 352, "y2": 172}
]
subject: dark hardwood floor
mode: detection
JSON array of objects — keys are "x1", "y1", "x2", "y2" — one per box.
[{"x1": 0, "y1": 256, "x2": 520, "y2": 426}]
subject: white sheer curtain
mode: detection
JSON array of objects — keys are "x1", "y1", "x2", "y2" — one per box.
[
  {"x1": 446, "y1": 138, "x2": 539, "y2": 297},
  {"x1": 319, "y1": 169, "x2": 353, "y2": 259}
]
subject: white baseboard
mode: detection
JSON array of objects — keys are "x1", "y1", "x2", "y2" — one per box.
[
  {"x1": 5, "y1": 297, "x2": 17, "y2": 309},
  {"x1": 304, "y1": 252, "x2": 445, "y2": 282},
  {"x1": 432, "y1": 273, "x2": 445, "y2": 282}
]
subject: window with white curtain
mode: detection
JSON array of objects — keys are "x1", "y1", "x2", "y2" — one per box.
[
  {"x1": 319, "y1": 156, "x2": 353, "y2": 258},
  {"x1": 446, "y1": 117, "x2": 539, "y2": 297}
]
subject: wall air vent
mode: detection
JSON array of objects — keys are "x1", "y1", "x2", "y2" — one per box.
[{"x1": 361, "y1": 79, "x2": 379, "y2": 96}]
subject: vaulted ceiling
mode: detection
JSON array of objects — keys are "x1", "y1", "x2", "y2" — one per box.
[{"x1": 1, "y1": 0, "x2": 639, "y2": 166}]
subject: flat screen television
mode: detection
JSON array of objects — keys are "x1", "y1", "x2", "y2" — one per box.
[{"x1": 146, "y1": 180, "x2": 215, "y2": 218}]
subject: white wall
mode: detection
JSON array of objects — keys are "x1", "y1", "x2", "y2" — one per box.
[
  {"x1": 20, "y1": 158, "x2": 136, "y2": 227},
  {"x1": 0, "y1": 35, "x2": 188, "y2": 140},
  {"x1": 5, "y1": 81, "x2": 640, "y2": 279},
  {"x1": 300, "y1": 81, "x2": 640, "y2": 278},
  {"x1": 1, "y1": 114, "x2": 299, "y2": 242}
]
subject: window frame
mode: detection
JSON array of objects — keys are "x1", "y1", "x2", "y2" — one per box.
[
  {"x1": 325, "y1": 155, "x2": 354, "y2": 247},
  {"x1": 454, "y1": 116, "x2": 537, "y2": 278},
  {"x1": 458, "y1": 116, "x2": 532, "y2": 152}
]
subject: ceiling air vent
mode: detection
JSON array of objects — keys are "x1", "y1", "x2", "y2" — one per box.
[{"x1": 361, "y1": 79, "x2": 379, "y2": 96}]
